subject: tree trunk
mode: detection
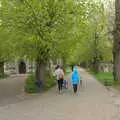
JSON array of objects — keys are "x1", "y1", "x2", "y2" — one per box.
[
  {"x1": 113, "y1": 0, "x2": 120, "y2": 81},
  {"x1": 0, "y1": 62, "x2": 4, "y2": 74},
  {"x1": 92, "y1": 61, "x2": 99, "y2": 73},
  {"x1": 35, "y1": 61, "x2": 46, "y2": 89},
  {"x1": 113, "y1": 50, "x2": 120, "y2": 81},
  {"x1": 92, "y1": 33, "x2": 101, "y2": 73}
]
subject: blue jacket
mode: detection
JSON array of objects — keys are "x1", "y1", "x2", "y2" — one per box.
[{"x1": 72, "y1": 68, "x2": 80, "y2": 84}]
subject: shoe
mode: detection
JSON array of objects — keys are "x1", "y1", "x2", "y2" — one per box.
[
  {"x1": 59, "y1": 90, "x2": 62, "y2": 94},
  {"x1": 60, "y1": 90, "x2": 63, "y2": 94}
]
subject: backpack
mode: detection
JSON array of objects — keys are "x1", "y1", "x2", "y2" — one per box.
[{"x1": 58, "y1": 71, "x2": 64, "y2": 79}]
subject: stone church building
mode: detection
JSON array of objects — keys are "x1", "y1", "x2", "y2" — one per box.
[
  {"x1": 3, "y1": 59, "x2": 63, "y2": 75},
  {"x1": 4, "y1": 60, "x2": 36, "y2": 75}
]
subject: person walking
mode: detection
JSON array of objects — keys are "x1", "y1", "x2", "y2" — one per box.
[
  {"x1": 71, "y1": 68, "x2": 80, "y2": 94},
  {"x1": 55, "y1": 65, "x2": 64, "y2": 94}
]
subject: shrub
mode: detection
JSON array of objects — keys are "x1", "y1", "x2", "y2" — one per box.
[
  {"x1": 0, "y1": 74, "x2": 9, "y2": 79},
  {"x1": 104, "y1": 79, "x2": 113, "y2": 86},
  {"x1": 44, "y1": 75, "x2": 56, "y2": 91},
  {"x1": 24, "y1": 73, "x2": 56, "y2": 93},
  {"x1": 24, "y1": 74, "x2": 40, "y2": 93}
]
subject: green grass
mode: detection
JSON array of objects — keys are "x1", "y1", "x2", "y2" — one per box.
[
  {"x1": 112, "y1": 81, "x2": 120, "y2": 87},
  {"x1": 86, "y1": 69, "x2": 120, "y2": 88},
  {"x1": 65, "y1": 67, "x2": 71, "y2": 73},
  {"x1": 93, "y1": 72, "x2": 113, "y2": 86},
  {"x1": 93, "y1": 72, "x2": 120, "y2": 87},
  {"x1": 24, "y1": 73, "x2": 56, "y2": 93}
]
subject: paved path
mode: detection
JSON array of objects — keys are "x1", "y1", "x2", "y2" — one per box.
[
  {"x1": 0, "y1": 75, "x2": 28, "y2": 106},
  {"x1": 0, "y1": 69, "x2": 120, "y2": 120}
]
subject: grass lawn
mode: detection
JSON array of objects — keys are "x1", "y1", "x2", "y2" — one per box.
[
  {"x1": 65, "y1": 67, "x2": 71, "y2": 73},
  {"x1": 93, "y1": 72, "x2": 113, "y2": 85},
  {"x1": 86, "y1": 69, "x2": 120, "y2": 88},
  {"x1": 94, "y1": 72, "x2": 120, "y2": 88}
]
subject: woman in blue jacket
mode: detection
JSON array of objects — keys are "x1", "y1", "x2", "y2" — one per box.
[{"x1": 72, "y1": 68, "x2": 80, "y2": 93}]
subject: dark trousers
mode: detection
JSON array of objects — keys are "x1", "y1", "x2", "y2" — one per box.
[
  {"x1": 73, "y1": 84, "x2": 78, "y2": 93},
  {"x1": 58, "y1": 79, "x2": 63, "y2": 91}
]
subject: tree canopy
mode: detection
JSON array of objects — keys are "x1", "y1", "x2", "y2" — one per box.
[{"x1": 0, "y1": 0, "x2": 113, "y2": 79}]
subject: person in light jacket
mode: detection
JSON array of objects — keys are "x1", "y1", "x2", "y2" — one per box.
[
  {"x1": 55, "y1": 65, "x2": 64, "y2": 94},
  {"x1": 71, "y1": 68, "x2": 80, "y2": 93}
]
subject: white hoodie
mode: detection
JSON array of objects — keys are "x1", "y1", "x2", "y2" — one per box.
[{"x1": 55, "y1": 68, "x2": 64, "y2": 80}]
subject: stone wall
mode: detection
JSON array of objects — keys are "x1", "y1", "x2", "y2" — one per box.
[
  {"x1": 4, "y1": 59, "x2": 63, "y2": 75},
  {"x1": 4, "y1": 60, "x2": 35, "y2": 75},
  {"x1": 98, "y1": 62, "x2": 113, "y2": 73}
]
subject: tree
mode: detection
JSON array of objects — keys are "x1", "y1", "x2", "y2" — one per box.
[
  {"x1": 1, "y1": 0, "x2": 73, "y2": 88},
  {"x1": 53, "y1": 0, "x2": 107, "y2": 69},
  {"x1": 113, "y1": 0, "x2": 120, "y2": 81},
  {"x1": 67, "y1": 1, "x2": 113, "y2": 72},
  {"x1": 0, "y1": 28, "x2": 16, "y2": 74}
]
